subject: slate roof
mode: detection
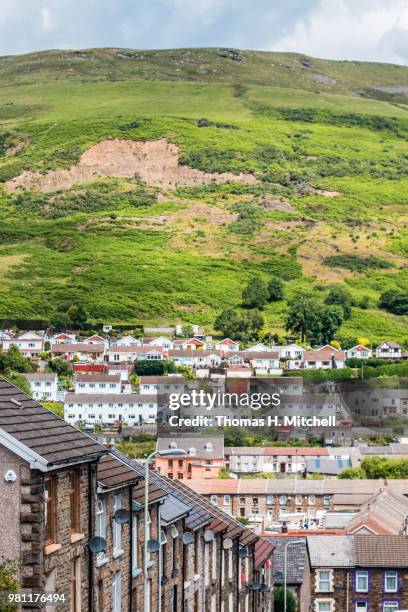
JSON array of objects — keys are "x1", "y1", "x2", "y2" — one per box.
[
  {"x1": 264, "y1": 537, "x2": 307, "y2": 584},
  {"x1": 112, "y1": 451, "x2": 210, "y2": 529},
  {"x1": 306, "y1": 456, "x2": 352, "y2": 475},
  {"x1": 0, "y1": 377, "x2": 106, "y2": 469},
  {"x1": 354, "y1": 535, "x2": 408, "y2": 567},
  {"x1": 225, "y1": 447, "x2": 329, "y2": 457},
  {"x1": 97, "y1": 453, "x2": 141, "y2": 489},
  {"x1": 254, "y1": 539, "x2": 275, "y2": 571},
  {"x1": 25, "y1": 373, "x2": 57, "y2": 382},
  {"x1": 74, "y1": 374, "x2": 121, "y2": 383},
  {"x1": 307, "y1": 535, "x2": 354, "y2": 567}
]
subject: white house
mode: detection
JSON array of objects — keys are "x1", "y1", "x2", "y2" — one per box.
[
  {"x1": 107, "y1": 346, "x2": 164, "y2": 363},
  {"x1": 74, "y1": 373, "x2": 122, "y2": 394},
  {"x1": 375, "y1": 342, "x2": 403, "y2": 359},
  {"x1": 168, "y1": 350, "x2": 222, "y2": 368},
  {"x1": 2, "y1": 331, "x2": 45, "y2": 359},
  {"x1": 25, "y1": 373, "x2": 58, "y2": 401},
  {"x1": 50, "y1": 332, "x2": 77, "y2": 345},
  {"x1": 246, "y1": 343, "x2": 271, "y2": 352},
  {"x1": 84, "y1": 334, "x2": 109, "y2": 349},
  {"x1": 139, "y1": 375, "x2": 185, "y2": 395},
  {"x1": 287, "y1": 349, "x2": 346, "y2": 370},
  {"x1": 271, "y1": 344, "x2": 305, "y2": 360},
  {"x1": 64, "y1": 392, "x2": 158, "y2": 426},
  {"x1": 147, "y1": 336, "x2": 174, "y2": 351},
  {"x1": 227, "y1": 351, "x2": 282, "y2": 374},
  {"x1": 213, "y1": 338, "x2": 240, "y2": 352},
  {"x1": 346, "y1": 345, "x2": 373, "y2": 360},
  {"x1": 115, "y1": 335, "x2": 142, "y2": 347}
]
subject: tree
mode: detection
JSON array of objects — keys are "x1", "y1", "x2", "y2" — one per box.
[
  {"x1": 48, "y1": 358, "x2": 73, "y2": 376},
  {"x1": 214, "y1": 309, "x2": 264, "y2": 343},
  {"x1": 379, "y1": 289, "x2": 408, "y2": 315},
  {"x1": 180, "y1": 324, "x2": 193, "y2": 338},
  {"x1": 325, "y1": 286, "x2": 352, "y2": 319},
  {"x1": 67, "y1": 304, "x2": 87, "y2": 328},
  {"x1": 3, "y1": 346, "x2": 34, "y2": 373},
  {"x1": 268, "y1": 277, "x2": 284, "y2": 302},
  {"x1": 318, "y1": 305, "x2": 344, "y2": 345},
  {"x1": 285, "y1": 292, "x2": 322, "y2": 343},
  {"x1": 50, "y1": 312, "x2": 71, "y2": 331},
  {"x1": 242, "y1": 277, "x2": 269, "y2": 309},
  {"x1": 134, "y1": 360, "x2": 175, "y2": 376},
  {"x1": 274, "y1": 586, "x2": 297, "y2": 612}
]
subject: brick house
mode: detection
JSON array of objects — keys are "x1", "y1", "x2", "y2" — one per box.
[
  {"x1": 308, "y1": 535, "x2": 408, "y2": 612},
  {"x1": 155, "y1": 435, "x2": 224, "y2": 480},
  {"x1": 0, "y1": 376, "x2": 107, "y2": 610}
]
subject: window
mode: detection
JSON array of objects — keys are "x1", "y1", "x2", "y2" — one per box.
[
  {"x1": 96, "y1": 499, "x2": 106, "y2": 560},
  {"x1": 69, "y1": 470, "x2": 80, "y2": 534},
  {"x1": 279, "y1": 495, "x2": 287, "y2": 505},
  {"x1": 308, "y1": 495, "x2": 316, "y2": 505},
  {"x1": 70, "y1": 558, "x2": 81, "y2": 612},
  {"x1": 112, "y1": 571, "x2": 121, "y2": 612},
  {"x1": 295, "y1": 495, "x2": 302, "y2": 505},
  {"x1": 355, "y1": 570, "x2": 369, "y2": 593},
  {"x1": 355, "y1": 603, "x2": 368, "y2": 612},
  {"x1": 383, "y1": 604, "x2": 399, "y2": 612},
  {"x1": 132, "y1": 515, "x2": 138, "y2": 570},
  {"x1": 210, "y1": 495, "x2": 218, "y2": 505},
  {"x1": 44, "y1": 476, "x2": 57, "y2": 545},
  {"x1": 323, "y1": 495, "x2": 331, "y2": 507},
  {"x1": 267, "y1": 495, "x2": 274, "y2": 505},
  {"x1": 113, "y1": 495, "x2": 122, "y2": 554},
  {"x1": 317, "y1": 571, "x2": 331, "y2": 593},
  {"x1": 224, "y1": 495, "x2": 231, "y2": 505},
  {"x1": 384, "y1": 571, "x2": 398, "y2": 593},
  {"x1": 316, "y1": 603, "x2": 332, "y2": 612}
]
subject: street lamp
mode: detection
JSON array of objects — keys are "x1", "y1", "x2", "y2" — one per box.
[
  {"x1": 284, "y1": 540, "x2": 304, "y2": 612},
  {"x1": 143, "y1": 448, "x2": 187, "y2": 612}
]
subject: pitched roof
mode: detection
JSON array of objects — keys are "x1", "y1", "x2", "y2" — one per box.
[
  {"x1": 0, "y1": 377, "x2": 106, "y2": 470},
  {"x1": 307, "y1": 535, "x2": 354, "y2": 567},
  {"x1": 139, "y1": 376, "x2": 186, "y2": 384},
  {"x1": 354, "y1": 535, "x2": 408, "y2": 567},
  {"x1": 254, "y1": 539, "x2": 275, "y2": 570},
  {"x1": 225, "y1": 446, "x2": 329, "y2": 457},
  {"x1": 264, "y1": 537, "x2": 307, "y2": 583},
  {"x1": 345, "y1": 488, "x2": 408, "y2": 535},
  {"x1": 25, "y1": 373, "x2": 57, "y2": 382},
  {"x1": 52, "y1": 343, "x2": 105, "y2": 353},
  {"x1": 74, "y1": 374, "x2": 121, "y2": 383},
  {"x1": 112, "y1": 451, "x2": 209, "y2": 528},
  {"x1": 97, "y1": 452, "x2": 141, "y2": 489}
]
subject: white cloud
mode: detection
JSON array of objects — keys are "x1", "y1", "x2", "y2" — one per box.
[
  {"x1": 271, "y1": 0, "x2": 408, "y2": 64},
  {"x1": 163, "y1": 0, "x2": 233, "y2": 26},
  {"x1": 40, "y1": 6, "x2": 56, "y2": 32}
]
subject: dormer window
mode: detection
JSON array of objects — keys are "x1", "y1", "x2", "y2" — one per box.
[
  {"x1": 204, "y1": 443, "x2": 213, "y2": 452},
  {"x1": 169, "y1": 442, "x2": 178, "y2": 449},
  {"x1": 189, "y1": 448, "x2": 196, "y2": 456}
]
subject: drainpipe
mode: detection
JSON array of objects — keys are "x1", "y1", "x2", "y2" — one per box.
[
  {"x1": 88, "y1": 462, "x2": 94, "y2": 612},
  {"x1": 129, "y1": 485, "x2": 133, "y2": 612},
  {"x1": 158, "y1": 505, "x2": 162, "y2": 612},
  {"x1": 346, "y1": 570, "x2": 349, "y2": 612}
]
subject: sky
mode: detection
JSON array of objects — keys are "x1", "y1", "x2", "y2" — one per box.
[{"x1": 0, "y1": 0, "x2": 408, "y2": 65}]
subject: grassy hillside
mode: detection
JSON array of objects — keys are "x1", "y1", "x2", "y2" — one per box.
[{"x1": 0, "y1": 48, "x2": 407, "y2": 344}]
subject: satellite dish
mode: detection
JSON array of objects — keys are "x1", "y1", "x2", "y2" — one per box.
[
  {"x1": 260, "y1": 583, "x2": 268, "y2": 593},
  {"x1": 274, "y1": 571, "x2": 284, "y2": 582},
  {"x1": 251, "y1": 581, "x2": 261, "y2": 591},
  {"x1": 238, "y1": 546, "x2": 248, "y2": 559},
  {"x1": 147, "y1": 539, "x2": 160, "y2": 553},
  {"x1": 114, "y1": 509, "x2": 131, "y2": 524},
  {"x1": 223, "y1": 538, "x2": 233, "y2": 550},
  {"x1": 182, "y1": 532, "x2": 194, "y2": 545},
  {"x1": 88, "y1": 536, "x2": 106, "y2": 554},
  {"x1": 204, "y1": 529, "x2": 214, "y2": 543}
]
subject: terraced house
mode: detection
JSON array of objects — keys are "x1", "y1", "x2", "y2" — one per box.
[
  {"x1": 0, "y1": 377, "x2": 274, "y2": 611},
  {"x1": 307, "y1": 535, "x2": 408, "y2": 612}
]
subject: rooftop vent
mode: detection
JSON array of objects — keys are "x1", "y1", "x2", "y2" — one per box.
[{"x1": 11, "y1": 398, "x2": 23, "y2": 408}]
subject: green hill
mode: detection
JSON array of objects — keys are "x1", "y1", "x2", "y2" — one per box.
[{"x1": 0, "y1": 48, "x2": 407, "y2": 344}]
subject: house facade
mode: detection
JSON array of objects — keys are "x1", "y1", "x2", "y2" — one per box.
[{"x1": 24, "y1": 372, "x2": 58, "y2": 402}]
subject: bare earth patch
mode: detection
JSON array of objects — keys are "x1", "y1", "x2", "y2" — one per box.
[
  {"x1": 259, "y1": 195, "x2": 295, "y2": 212},
  {"x1": 5, "y1": 139, "x2": 257, "y2": 192}
]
